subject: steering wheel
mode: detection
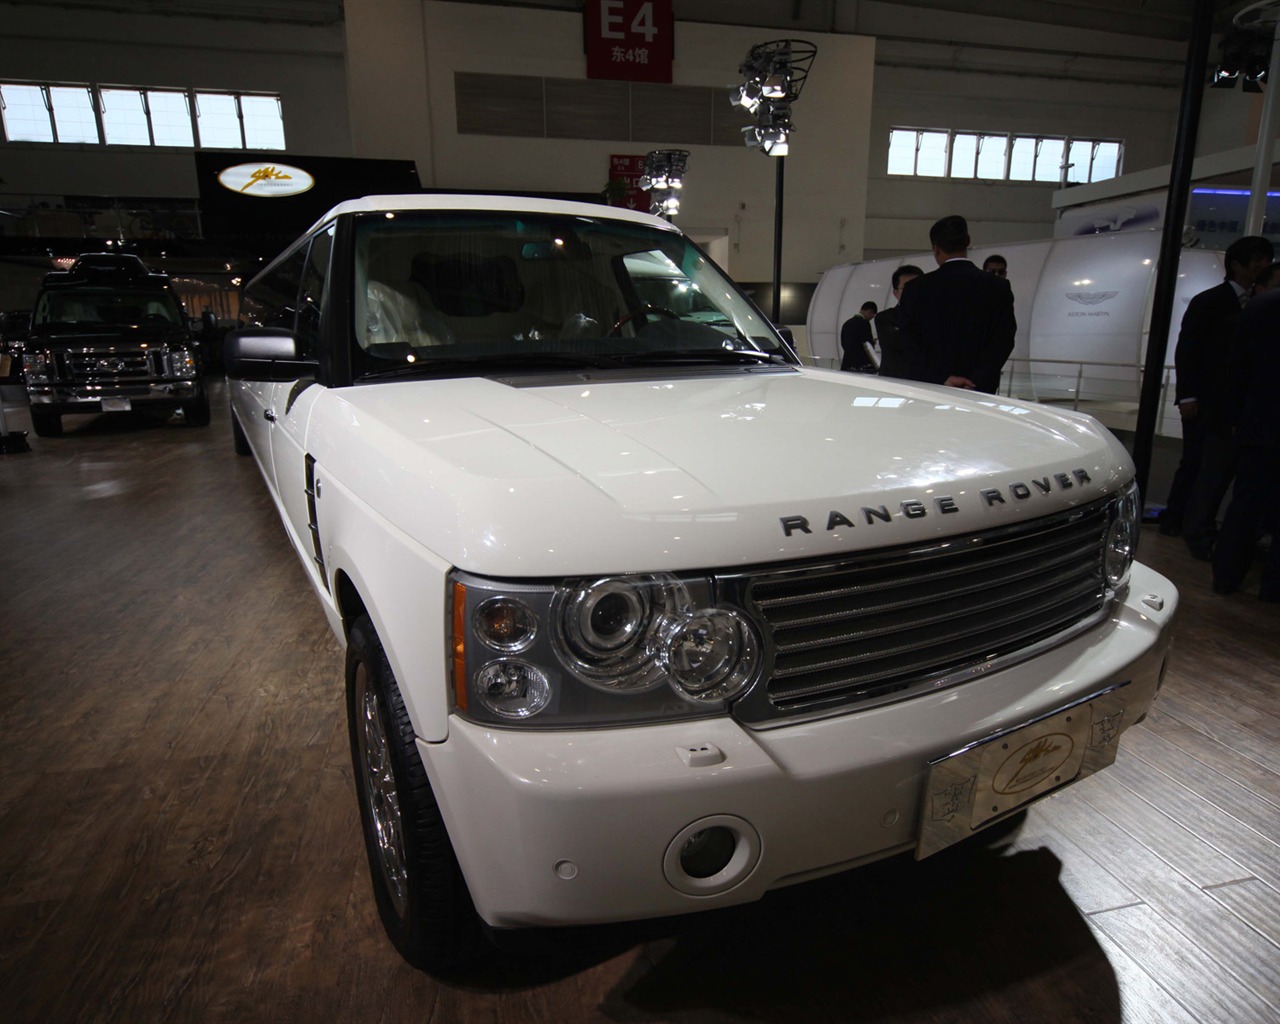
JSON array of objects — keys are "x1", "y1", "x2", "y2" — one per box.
[{"x1": 609, "y1": 305, "x2": 680, "y2": 336}]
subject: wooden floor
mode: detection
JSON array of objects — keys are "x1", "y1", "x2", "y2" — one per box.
[{"x1": 1, "y1": 382, "x2": 1278, "y2": 1024}]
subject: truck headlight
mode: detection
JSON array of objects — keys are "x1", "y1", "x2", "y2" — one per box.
[
  {"x1": 1105, "y1": 480, "x2": 1140, "y2": 590},
  {"x1": 450, "y1": 571, "x2": 764, "y2": 727},
  {"x1": 23, "y1": 351, "x2": 49, "y2": 383},
  {"x1": 168, "y1": 347, "x2": 198, "y2": 378}
]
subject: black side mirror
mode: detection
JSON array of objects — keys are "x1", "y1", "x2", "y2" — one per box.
[{"x1": 225, "y1": 327, "x2": 317, "y2": 381}]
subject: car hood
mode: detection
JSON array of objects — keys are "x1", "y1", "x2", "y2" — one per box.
[{"x1": 316, "y1": 367, "x2": 1133, "y2": 576}]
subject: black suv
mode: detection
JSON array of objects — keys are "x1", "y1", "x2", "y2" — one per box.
[{"x1": 22, "y1": 253, "x2": 210, "y2": 437}]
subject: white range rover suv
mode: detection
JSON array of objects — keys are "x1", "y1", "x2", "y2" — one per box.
[{"x1": 225, "y1": 194, "x2": 1177, "y2": 971}]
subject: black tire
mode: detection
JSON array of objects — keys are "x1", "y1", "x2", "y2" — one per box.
[
  {"x1": 231, "y1": 410, "x2": 251, "y2": 456},
  {"x1": 30, "y1": 407, "x2": 62, "y2": 438},
  {"x1": 345, "y1": 615, "x2": 485, "y2": 971},
  {"x1": 182, "y1": 387, "x2": 211, "y2": 428}
]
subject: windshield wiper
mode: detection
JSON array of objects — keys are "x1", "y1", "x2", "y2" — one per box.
[
  {"x1": 360, "y1": 351, "x2": 627, "y2": 380},
  {"x1": 616, "y1": 348, "x2": 792, "y2": 367}
]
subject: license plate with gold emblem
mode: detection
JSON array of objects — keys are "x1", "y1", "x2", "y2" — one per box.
[{"x1": 916, "y1": 684, "x2": 1131, "y2": 858}]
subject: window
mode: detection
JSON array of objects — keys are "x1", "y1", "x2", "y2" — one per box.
[
  {"x1": 102, "y1": 88, "x2": 150, "y2": 146},
  {"x1": 148, "y1": 91, "x2": 194, "y2": 147},
  {"x1": 0, "y1": 79, "x2": 284, "y2": 150},
  {"x1": 49, "y1": 86, "x2": 97, "y2": 144},
  {"x1": 0, "y1": 83, "x2": 54, "y2": 142},
  {"x1": 887, "y1": 127, "x2": 1122, "y2": 185}
]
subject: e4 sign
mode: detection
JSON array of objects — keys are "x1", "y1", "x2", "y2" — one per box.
[{"x1": 584, "y1": 0, "x2": 674, "y2": 84}]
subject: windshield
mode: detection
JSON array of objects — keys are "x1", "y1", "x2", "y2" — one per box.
[
  {"x1": 350, "y1": 211, "x2": 790, "y2": 379},
  {"x1": 33, "y1": 288, "x2": 183, "y2": 327}
]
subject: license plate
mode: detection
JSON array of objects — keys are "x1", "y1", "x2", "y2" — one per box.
[
  {"x1": 101, "y1": 398, "x2": 131, "y2": 412},
  {"x1": 916, "y1": 684, "x2": 1130, "y2": 858}
]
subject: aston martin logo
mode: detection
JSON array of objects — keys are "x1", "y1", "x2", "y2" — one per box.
[{"x1": 1066, "y1": 291, "x2": 1119, "y2": 306}]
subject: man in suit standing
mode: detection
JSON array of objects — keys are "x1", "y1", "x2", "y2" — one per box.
[
  {"x1": 875, "y1": 264, "x2": 924, "y2": 380},
  {"x1": 891, "y1": 215, "x2": 1016, "y2": 393},
  {"x1": 840, "y1": 301, "x2": 879, "y2": 372},
  {"x1": 1161, "y1": 235, "x2": 1274, "y2": 552},
  {"x1": 1211, "y1": 285, "x2": 1280, "y2": 601}
]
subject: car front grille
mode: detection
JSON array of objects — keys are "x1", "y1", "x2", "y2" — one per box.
[
  {"x1": 731, "y1": 499, "x2": 1111, "y2": 724},
  {"x1": 59, "y1": 349, "x2": 155, "y2": 381}
]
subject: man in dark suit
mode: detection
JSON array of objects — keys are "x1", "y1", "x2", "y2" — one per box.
[
  {"x1": 1162, "y1": 235, "x2": 1274, "y2": 553},
  {"x1": 840, "y1": 301, "x2": 878, "y2": 372},
  {"x1": 1211, "y1": 286, "x2": 1280, "y2": 601},
  {"x1": 891, "y1": 215, "x2": 1016, "y2": 393},
  {"x1": 874, "y1": 264, "x2": 923, "y2": 380}
]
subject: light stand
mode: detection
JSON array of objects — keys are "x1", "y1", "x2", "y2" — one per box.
[
  {"x1": 732, "y1": 39, "x2": 816, "y2": 324},
  {"x1": 639, "y1": 149, "x2": 690, "y2": 222}
]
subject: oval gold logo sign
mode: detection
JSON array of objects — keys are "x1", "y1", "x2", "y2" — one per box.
[
  {"x1": 217, "y1": 162, "x2": 315, "y2": 198},
  {"x1": 992, "y1": 733, "x2": 1074, "y2": 795}
]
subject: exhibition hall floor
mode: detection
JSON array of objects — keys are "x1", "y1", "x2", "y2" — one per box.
[{"x1": 1, "y1": 382, "x2": 1276, "y2": 1024}]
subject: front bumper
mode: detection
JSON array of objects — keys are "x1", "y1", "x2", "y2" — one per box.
[
  {"x1": 28, "y1": 379, "x2": 198, "y2": 412},
  {"x1": 424, "y1": 562, "x2": 1176, "y2": 929}
]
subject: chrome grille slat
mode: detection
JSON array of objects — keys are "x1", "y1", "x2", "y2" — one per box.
[
  {"x1": 769, "y1": 589, "x2": 1102, "y2": 707},
  {"x1": 733, "y1": 500, "x2": 1111, "y2": 723},
  {"x1": 764, "y1": 538, "x2": 1100, "y2": 631},
  {"x1": 771, "y1": 563, "x2": 1099, "y2": 656}
]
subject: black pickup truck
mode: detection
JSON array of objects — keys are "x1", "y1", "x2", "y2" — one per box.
[{"x1": 21, "y1": 253, "x2": 211, "y2": 437}]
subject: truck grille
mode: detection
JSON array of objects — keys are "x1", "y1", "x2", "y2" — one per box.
[
  {"x1": 733, "y1": 500, "x2": 1110, "y2": 724},
  {"x1": 60, "y1": 349, "x2": 154, "y2": 381}
]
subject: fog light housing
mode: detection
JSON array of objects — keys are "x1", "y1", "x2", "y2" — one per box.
[{"x1": 679, "y1": 826, "x2": 737, "y2": 879}]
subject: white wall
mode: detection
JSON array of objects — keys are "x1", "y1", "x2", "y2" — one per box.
[{"x1": 339, "y1": 0, "x2": 875, "y2": 285}]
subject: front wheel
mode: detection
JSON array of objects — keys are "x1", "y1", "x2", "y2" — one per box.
[{"x1": 345, "y1": 615, "x2": 484, "y2": 970}]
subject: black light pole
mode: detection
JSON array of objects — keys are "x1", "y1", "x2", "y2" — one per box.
[
  {"x1": 1132, "y1": 0, "x2": 1217, "y2": 500},
  {"x1": 731, "y1": 40, "x2": 817, "y2": 326},
  {"x1": 772, "y1": 157, "x2": 785, "y2": 323}
]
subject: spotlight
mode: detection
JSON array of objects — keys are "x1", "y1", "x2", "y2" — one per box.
[{"x1": 640, "y1": 149, "x2": 690, "y2": 220}]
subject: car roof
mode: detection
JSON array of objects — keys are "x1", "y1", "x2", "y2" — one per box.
[{"x1": 307, "y1": 193, "x2": 678, "y2": 236}]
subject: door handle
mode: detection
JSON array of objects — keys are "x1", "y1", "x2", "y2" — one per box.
[{"x1": 264, "y1": 409, "x2": 277, "y2": 422}]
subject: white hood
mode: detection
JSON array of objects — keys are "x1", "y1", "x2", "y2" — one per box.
[{"x1": 314, "y1": 367, "x2": 1132, "y2": 577}]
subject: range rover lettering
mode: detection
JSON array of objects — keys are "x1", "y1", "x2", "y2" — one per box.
[{"x1": 225, "y1": 195, "x2": 1177, "y2": 971}]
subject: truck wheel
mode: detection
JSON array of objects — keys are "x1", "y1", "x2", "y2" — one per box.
[
  {"x1": 182, "y1": 388, "x2": 211, "y2": 428},
  {"x1": 30, "y1": 407, "x2": 62, "y2": 437},
  {"x1": 231, "y1": 411, "x2": 251, "y2": 456},
  {"x1": 345, "y1": 615, "x2": 484, "y2": 971}
]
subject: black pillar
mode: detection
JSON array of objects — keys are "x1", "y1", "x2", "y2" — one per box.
[
  {"x1": 1133, "y1": 0, "x2": 1217, "y2": 499},
  {"x1": 772, "y1": 155, "x2": 785, "y2": 324}
]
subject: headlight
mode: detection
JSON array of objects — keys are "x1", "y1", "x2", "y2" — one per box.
[
  {"x1": 168, "y1": 347, "x2": 198, "y2": 378},
  {"x1": 1105, "y1": 480, "x2": 1140, "y2": 590},
  {"x1": 555, "y1": 575, "x2": 690, "y2": 691},
  {"x1": 23, "y1": 351, "x2": 49, "y2": 383},
  {"x1": 451, "y1": 572, "x2": 764, "y2": 727}
]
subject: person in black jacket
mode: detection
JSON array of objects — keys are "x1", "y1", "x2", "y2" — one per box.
[
  {"x1": 892, "y1": 215, "x2": 1016, "y2": 393},
  {"x1": 1162, "y1": 235, "x2": 1274, "y2": 553},
  {"x1": 874, "y1": 264, "x2": 923, "y2": 380},
  {"x1": 1211, "y1": 287, "x2": 1280, "y2": 601},
  {"x1": 840, "y1": 301, "x2": 878, "y2": 372}
]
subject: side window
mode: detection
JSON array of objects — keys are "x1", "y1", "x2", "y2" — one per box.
[
  {"x1": 295, "y1": 224, "x2": 335, "y2": 359},
  {"x1": 240, "y1": 242, "x2": 308, "y2": 331}
]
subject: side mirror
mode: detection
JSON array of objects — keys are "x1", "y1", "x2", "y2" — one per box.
[
  {"x1": 225, "y1": 328, "x2": 317, "y2": 381},
  {"x1": 774, "y1": 324, "x2": 796, "y2": 347}
]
